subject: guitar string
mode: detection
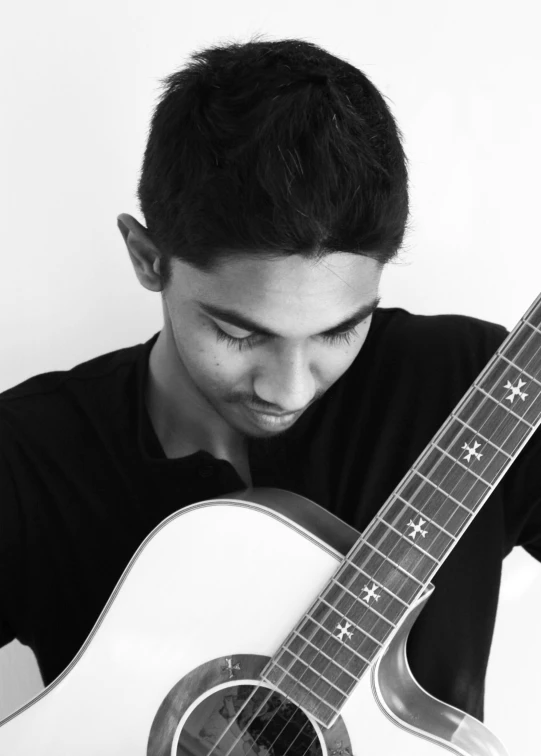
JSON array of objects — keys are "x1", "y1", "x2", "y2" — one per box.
[
  {"x1": 252, "y1": 324, "x2": 541, "y2": 755},
  {"x1": 198, "y1": 460, "x2": 468, "y2": 748},
  {"x1": 206, "y1": 362, "x2": 536, "y2": 750},
  {"x1": 201, "y1": 322, "x2": 540, "y2": 756},
  {"x1": 202, "y1": 324, "x2": 540, "y2": 756},
  {"x1": 244, "y1": 326, "x2": 541, "y2": 756},
  {"x1": 237, "y1": 695, "x2": 317, "y2": 756}
]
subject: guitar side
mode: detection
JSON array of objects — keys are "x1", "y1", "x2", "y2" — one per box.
[{"x1": 0, "y1": 488, "x2": 509, "y2": 755}]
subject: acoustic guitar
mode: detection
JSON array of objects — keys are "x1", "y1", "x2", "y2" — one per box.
[{"x1": 3, "y1": 293, "x2": 541, "y2": 754}]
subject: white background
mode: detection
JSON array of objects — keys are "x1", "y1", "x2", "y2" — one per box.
[{"x1": 1, "y1": 1, "x2": 541, "y2": 753}]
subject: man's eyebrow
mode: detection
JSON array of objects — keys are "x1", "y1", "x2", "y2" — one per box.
[{"x1": 196, "y1": 295, "x2": 381, "y2": 338}]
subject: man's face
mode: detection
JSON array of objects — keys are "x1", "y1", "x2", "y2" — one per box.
[{"x1": 158, "y1": 251, "x2": 382, "y2": 444}]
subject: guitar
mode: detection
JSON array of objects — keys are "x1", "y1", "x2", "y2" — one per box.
[{"x1": 2, "y1": 294, "x2": 541, "y2": 755}]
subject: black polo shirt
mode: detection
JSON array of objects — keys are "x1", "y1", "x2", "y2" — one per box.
[{"x1": 1, "y1": 307, "x2": 540, "y2": 722}]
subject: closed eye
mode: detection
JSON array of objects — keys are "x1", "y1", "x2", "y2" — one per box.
[{"x1": 212, "y1": 322, "x2": 361, "y2": 352}]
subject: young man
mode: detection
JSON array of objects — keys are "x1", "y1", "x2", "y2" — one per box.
[{"x1": 1, "y1": 35, "x2": 540, "y2": 730}]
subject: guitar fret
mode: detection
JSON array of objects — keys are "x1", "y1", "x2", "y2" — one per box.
[
  {"x1": 478, "y1": 356, "x2": 541, "y2": 435},
  {"x1": 395, "y1": 495, "x2": 458, "y2": 542},
  {"x1": 323, "y1": 570, "x2": 405, "y2": 637},
  {"x1": 290, "y1": 629, "x2": 361, "y2": 677},
  {"x1": 368, "y1": 518, "x2": 439, "y2": 583},
  {"x1": 435, "y1": 443, "x2": 496, "y2": 486},
  {"x1": 499, "y1": 352, "x2": 541, "y2": 390},
  {"x1": 504, "y1": 320, "x2": 541, "y2": 378},
  {"x1": 291, "y1": 620, "x2": 370, "y2": 681},
  {"x1": 450, "y1": 413, "x2": 513, "y2": 460},
  {"x1": 321, "y1": 574, "x2": 402, "y2": 650},
  {"x1": 420, "y1": 447, "x2": 490, "y2": 514},
  {"x1": 459, "y1": 387, "x2": 532, "y2": 456},
  {"x1": 341, "y1": 558, "x2": 409, "y2": 607},
  {"x1": 262, "y1": 664, "x2": 341, "y2": 714},
  {"x1": 523, "y1": 295, "x2": 541, "y2": 325},
  {"x1": 449, "y1": 350, "x2": 513, "y2": 422},
  {"x1": 437, "y1": 416, "x2": 511, "y2": 487},
  {"x1": 301, "y1": 614, "x2": 372, "y2": 665},
  {"x1": 476, "y1": 385, "x2": 535, "y2": 429},
  {"x1": 380, "y1": 497, "x2": 456, "y2": 564},
  {"x1": 351, "y1": 540, "x2": 425, "y2": 587},
  {"x1": 374, "y1": 515, "x2": 443, "y2": 566},
  {"x1": 524, "y1": 317, "x2": 541, "y2": 339},
  {"x1": 319, "y1": 597, "x2": 383, "y2": 647},
  {"x1": 399, "y1": 475, "x2": 473, "y2": 539},
  {"x1": 273, "y1": 652, "x2": 354, "y2": 698},
  {"x1": 309, "y1": 601, "x2": 382, "y2": 661},
  {"x1": 281, "y1": 644, "x2": 358, "y2": 695},
  {"x1": 264, "y1": 294, "x2": 541, "y2": 731},
  {"x1": 330, "y1": 575, "x2": 400, "y2": 622},
  {"x1": 414, "y1": 471, "x2": 472, "y2": 513},
  {"x1": 350, "y1": 539, "x2": 425, "y2": 605}
]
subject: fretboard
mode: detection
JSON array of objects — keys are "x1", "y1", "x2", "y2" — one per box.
[{"x1": 261, "y1": 292, "x2": 541, "y2": 727}]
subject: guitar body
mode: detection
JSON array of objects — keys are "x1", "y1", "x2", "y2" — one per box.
[{"x1": 0, "y1": 488, "x2": 509, "y2": 755}]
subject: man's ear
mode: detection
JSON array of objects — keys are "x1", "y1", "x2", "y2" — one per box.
[{"x1": 116, "y1": 213, "x2": 163, "y2": 292}]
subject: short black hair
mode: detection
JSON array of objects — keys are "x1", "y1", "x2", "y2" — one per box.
[{"x1": 136, "y1": 33, "x2": 410, "y2": 287}]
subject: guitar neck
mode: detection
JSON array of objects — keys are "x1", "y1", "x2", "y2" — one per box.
[{"x1": 261, "y1": 291, "x2": 541, "y2": 727}]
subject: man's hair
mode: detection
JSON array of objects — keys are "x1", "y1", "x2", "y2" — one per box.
[{"x1": 136, "y1": 34, "x2": 410, "y2": 287}]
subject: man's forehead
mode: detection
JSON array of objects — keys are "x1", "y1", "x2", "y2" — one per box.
[
  {"x1": 177, "y1": 253, "x2": 382, "y2": 322},
  {"x1": 186, "y1": 251, "x2": 381, "y2": 293},
  {"x1": 194, "y1": 294, "x2": 381, "y2": 338},
  {"x1": 207, "y1": 250, "x2": 375, "y2": 274}
]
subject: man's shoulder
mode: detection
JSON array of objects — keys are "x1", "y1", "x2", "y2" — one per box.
[
  {"x1": 1, "y1": 334, "x2": 155, "y2": 401},
  {"x1": 373, "y1": 306, "x2": 508, "y2": 361},
  {"x1": 0, "y1": 333, "x2": 157, "y2": 439},
  {"x1": 376, "y1": 305, "x2": 508, "y2": 339}
]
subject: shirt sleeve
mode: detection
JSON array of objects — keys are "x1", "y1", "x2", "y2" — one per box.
[{"x1": 0, "y1": 412, "x2": 24, "y2": 647}]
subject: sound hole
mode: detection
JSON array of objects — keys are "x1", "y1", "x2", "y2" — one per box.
[{"x1": 176, "y1": 684, "x2": 323, "y2": 756}]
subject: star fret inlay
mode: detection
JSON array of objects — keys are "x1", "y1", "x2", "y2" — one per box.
[
  {"x1": 462, "y1": 440, "x2": 483, "y2": 463},
  {"x1": 407, "y1": 517, "x2": 428, "y2": 539},
  {"x1": 335, "y1": 620, "x2": 354, "y2": 642},
  {"x1": 361, "y1": 583, "x2": 381, "y2": 603},
  {"x1": 504, "y1": 378, "x2": 528, "y2": 403}
]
